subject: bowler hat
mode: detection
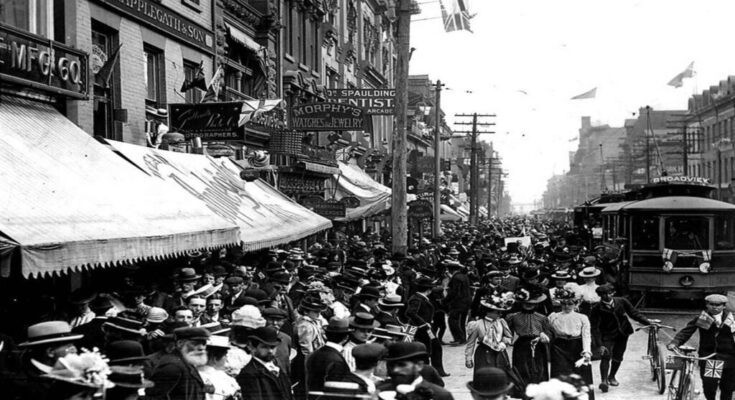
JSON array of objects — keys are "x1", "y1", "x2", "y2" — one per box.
[
  {"x1": 177, "y1": 268, "x2": 201, "y2": 282},
  {"x1": 248, "y1": 326, "x2": 281, "y2": 346},
  {"x1": 352, "y1": 343, "x2": 385, "y2": 363},
  {"x1": 108, "y1": 365, "x2": 154, "y2": 389},
  {"x1": 349, "y1": 312, "x2": 380, "y2": 330},
  {"x1": 324, "y1": 317, "x2": 353, "y2": 333},
  {"x1": 19, "y1": 321, "x2": 84, "y2": 347},
  {"x1": 299, "y1": 297, "x2": 327, "y2": 312},
  {"x1": 384, "y1": 342, "x2": 428, "y2": 362},
  {"x1": 466, "y1": 367, "x2": 514, "y2": 397},
  {"x1": 358, "y1": 286, "x2": 381, "y2": 300},
  {"x1": 414, "y1": 276, "x2": 435, "y2": 290},
  {"x1": 595, "y1": 283, "x2": 615, "y2": 296},
  {"x1": 107, "y1": 340, "x2": 147, "y2": 366}
]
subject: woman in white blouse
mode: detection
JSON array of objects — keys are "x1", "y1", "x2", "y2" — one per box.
[
  {"x1": 548, "y1": 288, "x2": 595, "y2": 400},
  {"x1": 464, "y1": 292, "x2": 513, "y2": 378}
]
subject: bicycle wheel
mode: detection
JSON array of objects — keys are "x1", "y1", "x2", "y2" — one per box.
[
  {"x1": 656, "y1": 343, "x2": 667, "y2": 394},
  {"x1": 667, "y1": 368, "x2": 680, "y2": 400},
  {"x1": 649, "y1": 333, "x2": 657, "y2": 381},
  {"x1": 679, "y1": 373, "x2": 694, "y2": 400}
]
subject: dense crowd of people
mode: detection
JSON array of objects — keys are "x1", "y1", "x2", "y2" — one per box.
[{"x1": 0, "y1": 218, "x2": 658, "y2": 400}]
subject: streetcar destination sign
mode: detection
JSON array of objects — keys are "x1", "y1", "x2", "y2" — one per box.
[{"x1": 652, "y1": 176, "x2": 711, "y2": 185}]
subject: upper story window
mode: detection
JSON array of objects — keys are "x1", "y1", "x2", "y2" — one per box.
[
  {"x1": 1, "y1": 0, "x2": 54, "y2": 38},
  {"x1": 144, "y1": 45, "x2": 165, "y2": 106},
  {"x1": 183, "y1": 60, "x2": 203, "y2": 104}
]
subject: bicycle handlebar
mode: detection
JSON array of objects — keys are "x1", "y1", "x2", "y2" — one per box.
[
  {"x1": 669, "y1": 349, "x2": 717, "y2": 362},
  {"x1": 635, "y1": 323, "x2": 676, "y2": 332}
]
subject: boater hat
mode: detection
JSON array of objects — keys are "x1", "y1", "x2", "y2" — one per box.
[
  {"x1": 578, "y1": 266, "x2": 601, "y2": 278},
  {"x1": 19, "y1": 321, "x2": 84, "y2": 347},
  {"x1": 349, "y1": 313, "x2": 380, "y2": 330}
]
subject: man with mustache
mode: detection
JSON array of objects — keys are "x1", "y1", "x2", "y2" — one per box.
[
  {"x1": 148, "y1": 327, "x2": 211, "y2": 400},
  {"x1": 377, "y1": 342, "x2": 454, "y2": 400},
  {"x1": 237, "y1": 326, "x2": 293, "y2": 400}
]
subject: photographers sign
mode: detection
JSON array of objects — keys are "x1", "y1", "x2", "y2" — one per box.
[{"x1": 325, "y1": 88, "x2": 395, "y2": 115}]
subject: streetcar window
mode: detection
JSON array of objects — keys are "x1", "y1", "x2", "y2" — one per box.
[
  {"x1": 665, "y1": 216, "x2": 708, "y2": 250},
  {"x1": 715, "y1": 216, "x2": 735, "y2": 250},
  {"x1": 632, "y1": 216, "x2": 659, "y2": 250}
]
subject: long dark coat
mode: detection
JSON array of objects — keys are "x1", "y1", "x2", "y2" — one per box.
[
  {"x1": 237, "y1": 358, "x2": 293, "y2": 400},
  {"x1": 589, "y1": 296, "x2": 650, "y2": 345},
  {"x1": 147, "y1": 352, "x2": 207, "y2": 400},
  {"x1": 305, "y1": 345, "x2": 352, "y2": 393}
]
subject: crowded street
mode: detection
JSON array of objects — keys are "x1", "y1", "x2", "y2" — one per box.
[{"x1": 5, "y1": 0, "x2": 735, "y2": 400}]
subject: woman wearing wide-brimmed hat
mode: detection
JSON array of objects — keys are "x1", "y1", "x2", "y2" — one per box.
[
  {"x1": 574, "y1": 266, "x2": 601, "y2": 316},
  {"x1": 548, "y1": 287, "x2": 595, "y2": 400},
  {"x1": 465, "y1": 292, "x2": 514, "y2": 379},
  {"x1": 505, "y1": 288, "x2": 552, "y2": 392}
]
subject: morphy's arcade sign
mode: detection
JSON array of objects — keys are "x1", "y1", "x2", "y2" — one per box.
[
  {"x1": 0, "y1": 24, "x2": 89, "y2": 99},
  {"x1": 291, "y1": 102, "x2": 366, "y2": 131},
  {"x1": 92, "y1": 0, "x2": 213, "y2": 53}
]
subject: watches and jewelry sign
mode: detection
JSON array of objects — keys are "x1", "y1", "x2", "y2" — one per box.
[
  {"x1": 0, "y1": 24, "x2": 89, "y2": 99},
  {"x1": 324, "y1": 88, "x2": 395, "y2": 115},
  {"x1": 92, "y1": 0, "x2": 214, "y2": 53},
  {"x1": 168, "y1": 102, "x2": 242, "y2": 141},
  {"x1": 291, "y1": 102, "x2": 366, "y2": 131}
]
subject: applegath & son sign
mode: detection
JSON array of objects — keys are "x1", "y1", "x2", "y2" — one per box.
[
  {"x1": 92, "y1": 0, "x2": 213, "y2": 53},
  {"x1": 0, "y1": 24, "x2": 89, "y2": 99},
  {"x1": 324, "y1": 88, "x2": 395, "y2": 115},
  {"x1": 291, "y1": 102, "x2": 366, "y2": 131}
]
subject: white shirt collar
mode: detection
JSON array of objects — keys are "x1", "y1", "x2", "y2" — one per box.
[{"x1": 325, "y1": 341, "x2": 344, "y2": 352}]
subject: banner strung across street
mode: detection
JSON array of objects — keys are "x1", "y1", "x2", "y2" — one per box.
[{"x1": 324, "y1": 88, "x2": 395, "y2": 115}]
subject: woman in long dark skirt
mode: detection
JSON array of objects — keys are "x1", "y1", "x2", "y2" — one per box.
[
  {"x1": 464, "y1": 292, "x2": 513, "y2": 380},
  {"x1": 548, "y1": 288, "x2": 595, "y2": 400}
]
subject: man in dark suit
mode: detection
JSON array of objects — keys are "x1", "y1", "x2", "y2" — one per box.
[
  {"x1": 444, "y1": 261, "x2": 472, "y2": 345},
  {"x1": 668, "y1": 294, "x2": 735, "y2": 400},
  {"x1": 237, "y1": 326, "x2": 293, "y2": 400},
  {"x1": 223, "y1": 276, "x2": 248, "y2": 316},
  {"x1": 306, "y1": 317, "x2": 353, "y2": 394},
  {"x1": 147, "y1": 327, "x2": 209, "y2": 400},
  {"x1": 590, "y1": 284, "x2": 652, "y2": 392},
  {"x1": 377, "y1": 342, "x2": 454, "y2": 400},
  {"x1": 405, "y1": 277, "x2": 437, "y2": 355},
  {"x1": 498, "y1": 263, "x2": 520, "y2": 292}
]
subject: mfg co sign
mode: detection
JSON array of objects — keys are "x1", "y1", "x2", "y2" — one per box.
[{"x1": 291, "y1": 102, "x2": 366, "y2": 131}]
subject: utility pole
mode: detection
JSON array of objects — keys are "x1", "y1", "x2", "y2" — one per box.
[
  {"x1": 599, "y1": 144, "x2": 605, "y2": 192},
  {"x1": 433, "y1": 80, "x2": 444, "y2": 238},
  {"x1": 645, "y1": 106, "x2": 651, "y2": 183},
  {"x1": 455, "y1": 113, "x2": 495, "y2": 225},
  {"x1": 487, "y1": 153, "x2": 501, "y2": 217},
  {"x1": 390, "y1": 0, "x2": 414, "y2": 255}
]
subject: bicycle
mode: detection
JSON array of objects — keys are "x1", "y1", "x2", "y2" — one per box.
[
  {"x1": 666, "y1": 345, "x2": 716, "y2": 400},
  {"x1": 636, "y1": 320, "x2": 675, "y2": 394}
]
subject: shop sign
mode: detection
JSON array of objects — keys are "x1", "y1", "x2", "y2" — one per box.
[
  {"x1": 408, "y1": 199, "x2": 433, "y2": 219},
  {"x1": 652, "y1": 176, "x2": 711, "y2": 185},
  {"x1": 416, "y1": 156, "x2": 435, "y2": 173},
  {"x1": 92, "y1": 0, "x2": 214, "y2": 53},
  {"x1": 0, "y1": 24, "x2": 89, "y2": 99},
  {"x1": 301, "y1": 196, "x2": 346, "y2": 219},
  {"x1": 245, "y1": 106, "x2": 287, "y2": 132},
  {"x1": 291, "y1": 102, "x2": 365, "y2": 131},
  {"x1": 339, "y1": 196, "x2": 361, "y2": 208},
  {"x1": 324, "y1": 88, "x2": 395, "y2": 115},
  {"x1": 169, "y1": 102, "x2": 242, "y2": 141}
]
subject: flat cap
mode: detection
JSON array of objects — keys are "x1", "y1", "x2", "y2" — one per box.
[
  {"x1": 262, "y1": 307, "x2": 288, "y2": 319},
  {"x1": 174, "y1": 327, "x2": 210, "y2": 341},
  {"x1": 225, "y1": 276, "x2": 244, "y2": 285},
  {"x1": 705, "y1": 294, "x2": 728, "y2": 304}
]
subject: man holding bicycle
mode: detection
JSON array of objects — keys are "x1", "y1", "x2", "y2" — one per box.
[
  {"x1": 667, "y1": 294, "x2": 735, "y2": 400},
  {"x1": 589, "y1": 284, "x2": 653, "y2": 392}
]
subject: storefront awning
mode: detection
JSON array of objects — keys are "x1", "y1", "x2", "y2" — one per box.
[
  {"x1": 106, "y1": 141, "x2": 332, "y2": 251},
  {"x1": 225, "y1": 23, "x2": 264, "y2": 54},
  {"x1": 0, "y1": 97, "x2": 241, "y2": 278},
  {"x1": 333, "y1": 162, "x2": 392, "y2": 221}
]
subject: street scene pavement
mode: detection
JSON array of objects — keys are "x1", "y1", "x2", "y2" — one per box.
[{"x1": 442, "y1": 311, "x2": 700, "y2": 400}]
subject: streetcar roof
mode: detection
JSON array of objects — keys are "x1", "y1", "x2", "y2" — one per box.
[
  {"x1": 609, "y1": 196, "x2": 735, "y2": 211},
  {"x1": 600, "y1": 201, "x2": 637, "y2": 213}
]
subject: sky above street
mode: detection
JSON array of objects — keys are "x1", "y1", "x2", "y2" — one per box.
[{"x1": 408, "y1": 0, "x2": 735, "y2": 208}]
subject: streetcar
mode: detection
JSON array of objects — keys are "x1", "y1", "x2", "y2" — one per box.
[{"x1": 599, "y1": 176, "x2": 735, "y2": 301}]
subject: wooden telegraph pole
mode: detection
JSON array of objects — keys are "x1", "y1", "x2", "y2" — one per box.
[
  {"x1": 433, "y1": 80, "x2": 444, "y2": 238},
  {"x1": 391, "y1": 0, "x2": 418, "y2": 254},
  {"x1": 455, "y1": 113, "x2": 495, "y2": 225}
]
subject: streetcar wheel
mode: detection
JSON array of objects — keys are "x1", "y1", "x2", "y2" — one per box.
[{"x1": 656, "y1": 343, "x2": 667, "y2": 394}]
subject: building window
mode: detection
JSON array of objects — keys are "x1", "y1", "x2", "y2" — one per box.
[
  {"x1": 1, "y1": 0, "x2": 53, "y2": 38},
  {"x1": 300, "y1": 14, "x2": 308, "y2": 63},
  {"x1": 327, "y1": 68, "x2": 339, "y2": 89},
  {"x1": 144, "y1": 45, "x2": 164, "y2": 106},
  {"x1": 183, "y1": 60, "x2": 203, "y2": 104},
  {"x1": 285, "y1": 3, "x2": 294, "y2": 56},
  {"x1": 92, "y1": 22, "x2": 120, "y2": 140},
  {"x1": 311, "y1": 20, "x2": 319, "y2": 71}
]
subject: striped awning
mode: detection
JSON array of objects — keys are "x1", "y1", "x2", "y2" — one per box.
[
  {"x1": 0, "y1": 97, "x2": 241, "y2": 278},
  {"x1": 106, "y1": 140, "x2": 332, "y2": 251}
]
